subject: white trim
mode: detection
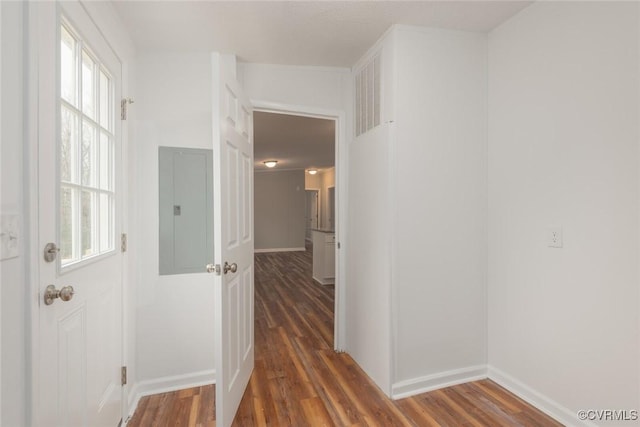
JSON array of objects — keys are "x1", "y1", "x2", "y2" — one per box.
[
  {"x1": 126, "y1": 370, "x2": 216, "y2": 422},
  {"x1": 312, "y1": 276, "x2": 334, "y2": 286},
  {"x1": 391, "y1": 365, "x2": 487, "y2": 400},
  {"x1": 240, "y1": 62, "x2": 350, "y2": 76},
  {"x1": 255, "y1": 167, "x2": 307, "y2": 173},
  {"x1": 251, "y1": 100, "x2": 348, "y2": 352},
  {"x1": 487, "y1": 366, "x2": 586, "y2": 427},
  {"x1": 252, "y1": 101, "x2": 342, "y2": 123},
  {"x1": 254, "y1": 247, "x2": 305, "y2": 253}
]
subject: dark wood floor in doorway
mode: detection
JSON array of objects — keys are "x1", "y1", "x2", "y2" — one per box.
[{"x1": 128, "y1": 248, "x2": 562, "y2": 427}]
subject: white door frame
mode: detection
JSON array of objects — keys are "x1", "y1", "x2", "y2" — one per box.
[
  {"x1": 251, "y1": 100, "x2": 347, "y2": 351},
  {"x1": 25, "y1": 3, "x2": 50, "y2": 422}
]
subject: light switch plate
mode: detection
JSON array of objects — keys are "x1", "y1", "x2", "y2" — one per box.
[
  {"x1": 547, "y1": 226, "x2": 563, "y2": 248},
  {"x1": 0, "y1": 214, "x2": 20, "y2": 260}
]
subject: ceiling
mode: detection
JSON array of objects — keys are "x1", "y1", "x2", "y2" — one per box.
[
  {"x1": 253, "y1": 112, "x2": 335, "y2": 171},
  {"x1": 112, "y1": 1, "x2": 532, "y2": 172},
  {"x1": 112, "y1": 1, "x2": 532, "y2": 68}
]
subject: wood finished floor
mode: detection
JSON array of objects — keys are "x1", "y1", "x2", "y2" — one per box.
[{"x1": 128, "y1": 247, "x2": 563, "y2": 427}]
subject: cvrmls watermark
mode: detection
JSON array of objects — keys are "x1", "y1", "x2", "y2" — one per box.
[{"x1": 577, "y1": 409, "x2": 638, "y2": 422}]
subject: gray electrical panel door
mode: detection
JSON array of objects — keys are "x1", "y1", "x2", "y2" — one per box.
[{"x1": 159, "y1": 147, "x2": 214, "y2": 275}]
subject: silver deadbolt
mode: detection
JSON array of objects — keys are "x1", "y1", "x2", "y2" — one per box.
[
  {"x1": 223, "y1": 262, "x2": 237, "y2": 274},
  {"x1": 43, "y1": 242, "x2": 60, "y2": 263},
  {"x1": 44, "y1": 285, "x2": 75, "y2": 305}
]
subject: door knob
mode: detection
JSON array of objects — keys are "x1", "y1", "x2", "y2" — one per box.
[
  {"x1": 206, "y1": 263, "x2": 221, "y2": 274},
  {"x1": 223, "y1": 262, "x2": 237, "y2": 274},
  {"x1": 43, "y1": 285, "x2": 75, "y2": 305}
]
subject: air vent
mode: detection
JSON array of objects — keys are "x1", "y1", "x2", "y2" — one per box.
[{"x1": 355, "y1": 54, "x2": 381, "y2": 137}]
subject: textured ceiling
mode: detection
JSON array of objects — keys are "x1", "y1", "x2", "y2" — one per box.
[
  {"x1": 112, "y1": 1, "x2": 532, "y2": 67},
  {"x1": 253, "y1": 112, "x2": 335, "y2": 171}
]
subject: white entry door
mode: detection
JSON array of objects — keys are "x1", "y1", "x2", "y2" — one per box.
[
  {"x1": 210, "y1": 53, "x2": 255, "y2": 427},
  {"x1": 34, "y1": 2, "x2": 123, "y2": 426}
]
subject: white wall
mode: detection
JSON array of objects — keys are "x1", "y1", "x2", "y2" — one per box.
[
  {"x1": 305, "y1": 171, "x2": 321, "y2": 190},
  {"x1": 239, "y1": 63, "x2": 349, "y2": 113},
  {"x1": 132, "y1": 53, "x2": 215, "y2": 394},
  {"x1": 347, "y1": 123, "x2": 394, "y2": 394},
  {"x1": 347, "y1": 25, "x2": 488, "y2": 398},
  {"x1": 345, "y1": 32, "x2": 396, "y2": 394},
  {"x1": 488, "y1": 2, "x2": 639, "y2": 424},
  {"x1": 1, "y1": 3, "x2": 26, "y2": 425},
  {"x1": 391, "y1": 26, "x2": 488, "y2": 395},
  {"x1": 254, "y1": 170, "x2": 305, "y2": 251}
]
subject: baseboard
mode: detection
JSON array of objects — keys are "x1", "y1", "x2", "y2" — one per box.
[
  {"x1": 254, "y1": 247, "x2": 306, "y2": 253},
  {"x1": 487, "y1": 365, "x2": 591, "y2": 427},
  {"x1": 126, "y1": 369, "x2": 216, "y2": 423},
  {"x1": 312, "y1": 275, "x2": 334, "y2": 285},
  {"x1": 391, "y1": 365, "x2": 488, "y2": 399}
]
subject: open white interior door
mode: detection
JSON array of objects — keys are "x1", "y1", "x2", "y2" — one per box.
[{"x1": 211, "y1": 53, "x2": 254, "y2": 427}]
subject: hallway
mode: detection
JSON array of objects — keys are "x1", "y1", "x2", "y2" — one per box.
[{"x1": 128, "y1": 249, "x2": 562, "y2": 426}]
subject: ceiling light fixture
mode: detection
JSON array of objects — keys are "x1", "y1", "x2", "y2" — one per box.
[
  {"x1": 263, "y1": 160, "x2": 278, "y2": 168},
  {"x1": 307, "y1": 169, "x2": 318, "y2": 175}
]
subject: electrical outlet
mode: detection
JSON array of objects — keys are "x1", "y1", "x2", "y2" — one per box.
[
  {"x1": 0, "y1": 214, "x2": 20, "y2": 260},
  {"x1": 547, "y1": 226, "x2": 563, "y2": 248}
]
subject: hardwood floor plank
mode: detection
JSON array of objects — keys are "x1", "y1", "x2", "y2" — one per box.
[
  {"x1": 300, "y1": 397, "x2": 334, "y2": 427},
  {"x1": 188, "y1": 394, "x2": 201, "y2": 427},
  {"x1": 434, "y1": 389, "x2": 486, "y2": 427},
  {"x1": 291, "y1": 336, "x2": 358, "y2": 426},
  {"x1": 396, "y1": 397, "x2": 441, "y2": 427},
  {"x1": 127, "y1": 247, "x2": 563, "y2": 427}
]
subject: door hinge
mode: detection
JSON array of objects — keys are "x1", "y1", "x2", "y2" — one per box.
[
  {"x1": 121, "y1": 366, "x2": 127, "y2": 386},
  {"x1": 337, "y1": 242, "x2": 341, "y2": 249},
  {"x1": 121, "y1": 233, "x2": 127, "y2": 252},
  {"x1": 120, "y1": 98, "x2": 134, "y2": 120}
]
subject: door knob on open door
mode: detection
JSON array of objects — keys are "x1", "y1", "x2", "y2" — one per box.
[
  {"x1": 223, "y1": 262, "x2": 237, "y2": 274},
  {"x1": 206, "y1": 264, "x2": 221, "y2": 274},
  {"x1": 43, "y1": 285, "x2": 75, "y2": 305}
]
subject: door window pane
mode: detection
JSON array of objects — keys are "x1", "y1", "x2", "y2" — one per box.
[
  {"x1": 81, "y1": 121, "x2": 97, "y2": 187},
  {"x1": 61, "y1": 107, "x2": 77, "y2": 183},
  {"x1": 60, "y1": 20, "x2": 116, "y2": 267},
  {"x1": 61, "y1": 26, "x2": 77, "y2": 107},
  {"x1": 82, "y1": 50, "x2": 96, "y2": 120}
]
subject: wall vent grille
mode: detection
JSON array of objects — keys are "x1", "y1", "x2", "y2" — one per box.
[{"x1": 355, "y1": 54, "x2": 381, "y2": 137}]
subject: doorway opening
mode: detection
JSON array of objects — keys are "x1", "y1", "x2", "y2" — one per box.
[{"x1": 252, "y1": 108, "x2": 340, "y2": 348}]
